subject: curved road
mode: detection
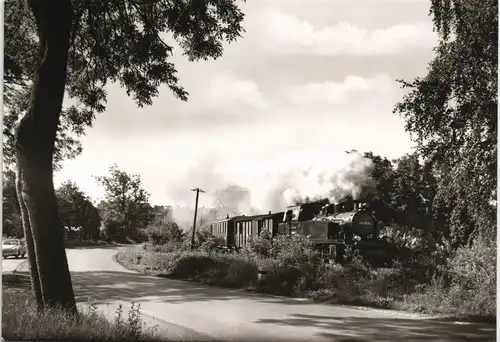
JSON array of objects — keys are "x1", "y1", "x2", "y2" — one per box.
[
  {"x1": 6, "y1": 246, "x2": 496, "y2": 341},
  {"x1": 2, "y1": 256, "x2": 26, "y2": 273}
]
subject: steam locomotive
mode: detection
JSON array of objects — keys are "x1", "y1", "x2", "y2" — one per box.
[{"x1": 209, "y1": 201, "x2": 396, "y2": 263}]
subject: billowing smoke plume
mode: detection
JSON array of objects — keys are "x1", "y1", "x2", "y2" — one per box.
[
  {"x1": 279, "y1": 151, "x2": 375, "y2": 206},
  {"x1": 166, "y1": 151, "x2": 375, "y2": 227},
  {"x1": 168, "y1": 205, "x2": 218, "y2": 231},
  {"x1": 169, "y1": 185, "x2": 260, "y2": 230}
]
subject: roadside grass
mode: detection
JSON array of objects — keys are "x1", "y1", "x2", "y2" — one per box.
[
  {"x1": 116, "y1": 241, "x2": 496, "y2": 321},
  {"x1": 115, "y1": 245, "x2": 400, "y2": 308},
  {"x1": 2, "y1": 273, "x2": 162, "y2": 341},
  {"x1": 116, "y1": 245, "x2": 259, "y2": 289}
]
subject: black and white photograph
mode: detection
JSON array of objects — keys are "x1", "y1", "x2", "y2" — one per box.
[{"x1": 2, "y1": 0, "x2": 497, "y2": 341}]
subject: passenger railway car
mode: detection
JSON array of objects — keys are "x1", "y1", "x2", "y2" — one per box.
[
  {"x1": 209, "y1": 215, "x2": 244, "y2": 249},
  {"x1": 233, "y1": 212, "x2": 284, "y2": 249},
  {"x1": 209, "y1": 212, "x2": 284, "y2": 249}
]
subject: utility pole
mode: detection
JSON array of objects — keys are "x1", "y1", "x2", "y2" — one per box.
[{"x1": 191, "y1": 188, "x2": 205, "y2": 250}]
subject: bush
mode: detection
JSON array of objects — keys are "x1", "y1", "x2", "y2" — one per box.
[
  {"x1": 142, "y1": 241, "x2": 180, "y2": 254},
  {"x1": 223, "y1": 256, "x2": 259, "y2": 288},
  {"x1": 399, "y1": 237, "x2": 496, "y2": 317},
  {"x1": 256, "y1": 258, "x2": 312, "y2": 296},
  {"x1": 250, "y1": 235, "x2": 323, "y2": 296},
  {"x1": 100, "y1": 220, "x2": 122, "y2": 242},
  {"x1": 270, "y1": 234, "x2": 321, "y2": 278},
  {"x1": 244, "y1": 230, "x2": 272, "y2": 258},
  {"x1": 144, "y1": 221, "x2": 183, "y2": 245},
  {"x1": 443, "y1": 237, "x2": 495, "y2": 316},
  {"x1": 117, "y1": 230, "x2": 496, "y2": 319},
  {"x1": 181, "y1": 228, "x2": 217, "y2": 251},
  {"x1": 169, "y1": 251, "x2": 224, "y2": 279},
  {"x1": 117, "y1": 248, "x2": 259, "y2": 288},
  {"x1": 164, "y1": 251, "x2": 258, "y2": 287}
]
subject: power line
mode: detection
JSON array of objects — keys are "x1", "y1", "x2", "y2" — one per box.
[{"x1": 190, "y1": 188, "x2": 205, "y2": 250}]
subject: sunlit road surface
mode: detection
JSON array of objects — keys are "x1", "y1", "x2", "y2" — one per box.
[
  {"x1": 13, "y1": 246, "x2": 498, "y2": 341},
  {"x1": 2, "y1": 257, "x2": 27, "y2": 273}
]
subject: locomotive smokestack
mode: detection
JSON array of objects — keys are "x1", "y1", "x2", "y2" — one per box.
[
  {"x1": 268, "y1": 211, "x2": 272, "y2": 214},
  {"x1": 226, "y1": 214, "x2": 229, "y2": 219}
]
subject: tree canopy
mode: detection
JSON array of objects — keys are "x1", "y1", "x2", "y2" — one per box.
[
  {"x1": 394, "y1": 0, "x2": 497, "y2": 245},
  {"x1": 3, "y1": 0, "x2": 246, "y2": 168},
  {"x1": 2, "y1": 169, "x2": 23, "y2": 238},
  {"x1": 96, "y1": 165, "x2": 154, "y2": 241},
  {"x1": 390, "y1": 154, "x2": 438, "y2": 236},
  {"x1": 56, "y1": 181, "x2": 102, "y2": 240},
  {"x1": 4, "y1": 0, "x2": 246, "y2": 312}
]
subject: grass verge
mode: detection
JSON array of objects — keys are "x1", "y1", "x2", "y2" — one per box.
[
  {"x1": 115, "y1": 244, "x2": 496, "y2": 322},
  {"x1": 2, "y1": 273, "x2": 162, "y2": 341},
  {"x1": 115, "y1": 246, "x2": 401, "y2": 309}
]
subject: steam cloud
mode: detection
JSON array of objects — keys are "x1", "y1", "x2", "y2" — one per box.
[
  {"x1": 280, "y1": 151, "x2": 375, "y2": 206},
  {"x1": 167, "y1": 151, "x2": 375, "y2": 228}
]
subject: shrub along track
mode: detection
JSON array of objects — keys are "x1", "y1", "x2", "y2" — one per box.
[{"x1": 115, "y1": 246, "x2": 496, "y2": 325}]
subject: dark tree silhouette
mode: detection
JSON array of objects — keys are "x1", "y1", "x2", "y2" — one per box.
[{"x1": 4, "y1": 0, "x2": 246, "y2": 312}]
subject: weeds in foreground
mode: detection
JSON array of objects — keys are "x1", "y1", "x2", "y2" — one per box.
[{"x1": 2, "y1": 282, "x2": 160, "y2": 341}]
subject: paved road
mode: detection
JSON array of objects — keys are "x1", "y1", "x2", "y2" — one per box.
[
  {"x1": 9, "y1": 246, "x2": 497, "y2": 341},
  {"x1": 2, "y1": 256, "x2": 27, "y2": 273}
]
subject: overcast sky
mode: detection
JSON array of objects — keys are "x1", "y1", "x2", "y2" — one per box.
[{"x1": 54, "y1": 0, "x2": 437, "y2": 208}]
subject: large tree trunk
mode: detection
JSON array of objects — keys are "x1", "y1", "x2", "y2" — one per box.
[
  {"x1": 15, "y1": 169, "x2": 43, "y2": 310},
  {"x1": 15, "y1": 0, "x2": 76, "y2": 312}
]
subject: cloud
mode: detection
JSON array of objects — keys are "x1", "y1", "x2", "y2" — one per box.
[
  {"x1": 256, "y1": 12, "x2": 436, "y2": 55},
  {"x1": 284, "y1": 74, "x2": 395, "y2": 105},
  {"x1": 205, "y1": 74, "x2": 268, "y2": 110},
  {"x1": 164, "y1": 149, "x2": 377, "y2": 217}
]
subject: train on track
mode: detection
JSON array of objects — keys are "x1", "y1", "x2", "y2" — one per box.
[{"x1": 209, "y1": 201, "x2": 398, "y2": 263}]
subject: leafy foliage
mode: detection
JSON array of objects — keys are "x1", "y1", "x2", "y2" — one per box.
[
  {"x1": 4, "y1": 0, "x2": 246, "y2": 168},
  {"x1": 251, "y1": 234, "x2": 322, "y2": 296},
  {"x1": 359, "y1": 152, "x2": 396, "y2": 224},
  {"x1": 2, "y1": 170, "x2": 23, "y2": 238},
  {"x1": 394, "y1": 0, "x2": 497, "y2": 245},
  {"x1": 95, "y1": 165, "x2": 154, "y2": 242},
  {"x1": 390, "y1": 154, "x2": 438, "y2": 236},
  {"x1": 3, "y1": 3, "x2": 89, "y2": 170},
  {"x1": 3, "y1": 171, "x2": 102, "y2": 241},
  {"x1": 443, "y1": 236, "x2": 496, "y2": 316},
  {"x1": 144, "y1": 220, "x2": 183, "y2": 245},
  {"x1": 5, "y1": 0, "x2": 246, "y2": 313},
  {"x1": 244, "y1": 229, "x2": 273, "y2": 258},
  {"x1": 182, "y1": 227, "x2": 217, "y2": 251},
  {"x1": 3, "y1": 279, "x2": 160, "y2": 340},
  {"x1": 269, "y1": 234, "x2": 321, "y2": 278},
  {"x1": 56, "y1": 181, "x2": 102, "y2": 240}
]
